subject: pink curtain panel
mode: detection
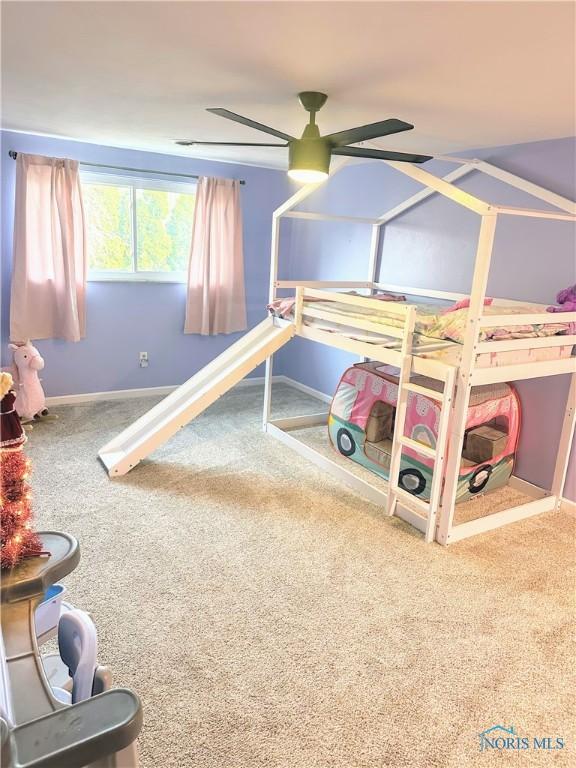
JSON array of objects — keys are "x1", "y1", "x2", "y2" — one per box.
[
  {"x1": 184, "y1": 177, "x2": 247, "y2": 336},
  {"x1": 10, "y1": 153, "x2": 87, "y2": 343}
]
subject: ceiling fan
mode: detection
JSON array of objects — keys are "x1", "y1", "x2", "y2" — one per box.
[{"x1": 176, "y1": 91, "x2": 432, "y2": 183}]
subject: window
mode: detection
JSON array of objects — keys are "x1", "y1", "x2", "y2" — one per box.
[{"x1": 82, "y1": 173, "x2": 196, "y2": 281}]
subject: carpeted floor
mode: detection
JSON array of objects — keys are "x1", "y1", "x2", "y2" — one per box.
[{"x1": 27, "y1": 384, "x2": 574, "y2": 767}]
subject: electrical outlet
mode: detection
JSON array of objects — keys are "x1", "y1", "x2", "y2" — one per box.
[{"x1": 139, "y1": 352, "x2": 148, "y2": 368}]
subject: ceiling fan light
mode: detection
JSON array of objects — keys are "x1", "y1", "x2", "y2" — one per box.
[
  {"x1": 288, "y1": 139, "x2": 331, "y2": 184},
  {"x1": 287, "y1": 168, "x2": 329, "y2": 183}
]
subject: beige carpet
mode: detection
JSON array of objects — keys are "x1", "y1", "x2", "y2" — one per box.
[{"x1": 26, "y1": 384, "x2": 574, "y2": 767}]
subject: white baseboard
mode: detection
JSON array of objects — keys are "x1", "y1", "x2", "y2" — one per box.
[
  {"x1": 46, "y1": 385, "x2": 177, "y2": 406},
  {"x1": 275, "y1": 375, "x2": 332, "y2": 404},
  {"x1": 45, "y1": 374, "x2": 332, "y2": 407},
  {"x1": 45, "y1": 376, "x2": 272, "y2": 407}
]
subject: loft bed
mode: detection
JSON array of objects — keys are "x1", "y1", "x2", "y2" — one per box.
[
  {"x1": 99, "y1": 155, "x2": 575, "y2": 546},
  {"x1": 262, "y1": 156, "x2": 576, "y2": 545}
]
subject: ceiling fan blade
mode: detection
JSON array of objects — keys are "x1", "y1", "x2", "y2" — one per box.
[
  {"x1": 206, "y1": 108, "x2": 295, "y2": 142},
  {"x1": 176, "y1": 140, "x2": 287, "y2": 147},
  {"x1": 325, "y1": 119, "x2": 413, "y2": 147},
  {"x1": 332, "y1": 145, "x2": 432, "y2": 164}
]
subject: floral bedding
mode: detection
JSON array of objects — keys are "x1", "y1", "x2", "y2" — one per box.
[{"x1": 416, "y1": 302, "x2": 569, "y2": 343}]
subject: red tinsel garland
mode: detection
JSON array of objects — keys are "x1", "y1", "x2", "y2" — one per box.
[{"x1": 1, "y1": 449, "x2": 42, "y2": 569}]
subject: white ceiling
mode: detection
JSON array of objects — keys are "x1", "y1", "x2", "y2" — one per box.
[{"x1": 2, "y1": 1, "x2": 575, "y2": 169}]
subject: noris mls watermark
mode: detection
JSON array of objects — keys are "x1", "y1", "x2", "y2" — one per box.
[{"x1": 478, "y1": 725, "x2": 565, "y2": 752}]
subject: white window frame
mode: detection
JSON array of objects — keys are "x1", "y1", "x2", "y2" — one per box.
[{"x1": 82, "y1": 171, "x2": 196, "y2": 283}]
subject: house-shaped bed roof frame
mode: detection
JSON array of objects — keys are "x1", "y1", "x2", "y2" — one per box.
[{"x1": 263, "y1": 155, "x2": 576, "y2": 544}]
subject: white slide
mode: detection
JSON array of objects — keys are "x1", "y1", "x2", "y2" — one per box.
[{"x1": 98, "y1": 318, "x2": 294, "y2": 477}]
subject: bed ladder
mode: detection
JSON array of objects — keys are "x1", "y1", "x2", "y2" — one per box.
[{"x1": 386, "y1": 364, "x2": 456, "y2": 543}]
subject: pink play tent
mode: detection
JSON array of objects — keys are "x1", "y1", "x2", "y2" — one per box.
[{"x1": 328, "y1": 363, "x2": 521, "y2": 503}]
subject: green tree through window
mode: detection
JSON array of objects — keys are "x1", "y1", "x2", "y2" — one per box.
[
  {"x1": 166, "y1": 193, "x2": 196, "y2": 271},
  {"x1": 83, "y1": 176, "x2": 195, "y2": 278},
  {"x1": 83, "y1": 183, "x2": 132, "y2": 271}
]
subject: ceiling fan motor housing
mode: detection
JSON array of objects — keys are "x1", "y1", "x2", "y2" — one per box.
[{"x1": 289, "y1": 138, "x2": 331, "y2": 176}]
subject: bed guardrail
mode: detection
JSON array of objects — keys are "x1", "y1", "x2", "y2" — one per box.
[
  {"x1": 297, "y1": 286, "x2": 413, "y2": 335},
  {"x1": 470, "y1": 309, "x2": 576, "y2": 383},
  {"x1": 291, "y1": 286, "x2": 419, "y2": 370},
  {"x1": 275, "y1": 280, "x2": 375, "y2": 290},
  {"x1": 477, "y1": 310, "x2": 576, "y2": 329}
]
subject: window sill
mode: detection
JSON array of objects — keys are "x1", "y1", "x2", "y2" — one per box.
[{"x1": 88, "y1": 272, "x2": 187, "y2": 284}]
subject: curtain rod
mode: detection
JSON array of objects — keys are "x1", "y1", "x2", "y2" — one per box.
[{"x1": 7, "y1": 150, "x2": 246, "y2": 185}]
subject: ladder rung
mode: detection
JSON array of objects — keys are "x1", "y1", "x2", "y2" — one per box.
[
  {"x1": 399, "y1": 436, "x2": 437, "y2": 458},
  {"x1": 403, "y1": 383, "x2": 444, "y2": 401},
  {"x1": 392, "y1": 487, "x2": 430, "y2": 514}
]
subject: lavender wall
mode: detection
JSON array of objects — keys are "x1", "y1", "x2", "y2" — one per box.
[
  {"x1": 275, "y1": 137, "x2": 576, "y2": 500},
  {"x1": 1, "y1": 130, "x2": 290, "y2": 394}
]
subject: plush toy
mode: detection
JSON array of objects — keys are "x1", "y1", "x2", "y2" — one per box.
[
  {"x1": 0, "y1": 372, "x2": 26, "y2": 449},
  {"x1": 8, "y1": 342, "x2": 49, "y2": 423},
  {"x1": 547, "y1": 284, "x2": 576, "y2": 313},
  {"x1": 0, "y1": 371, "x2": 12, "y2": 399}
]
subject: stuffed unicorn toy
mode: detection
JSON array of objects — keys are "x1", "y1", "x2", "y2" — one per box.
[{"x1": 8, "y1": 341, "x2": 49, "y2": 422}]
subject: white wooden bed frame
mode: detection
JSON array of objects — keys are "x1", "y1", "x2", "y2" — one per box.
[
  {"x1": 263, "y1": 157, "x2": 576, "y2": 545},
  {"x1": 99, "y1": 155, "x2": 575, "y2": 545}
]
